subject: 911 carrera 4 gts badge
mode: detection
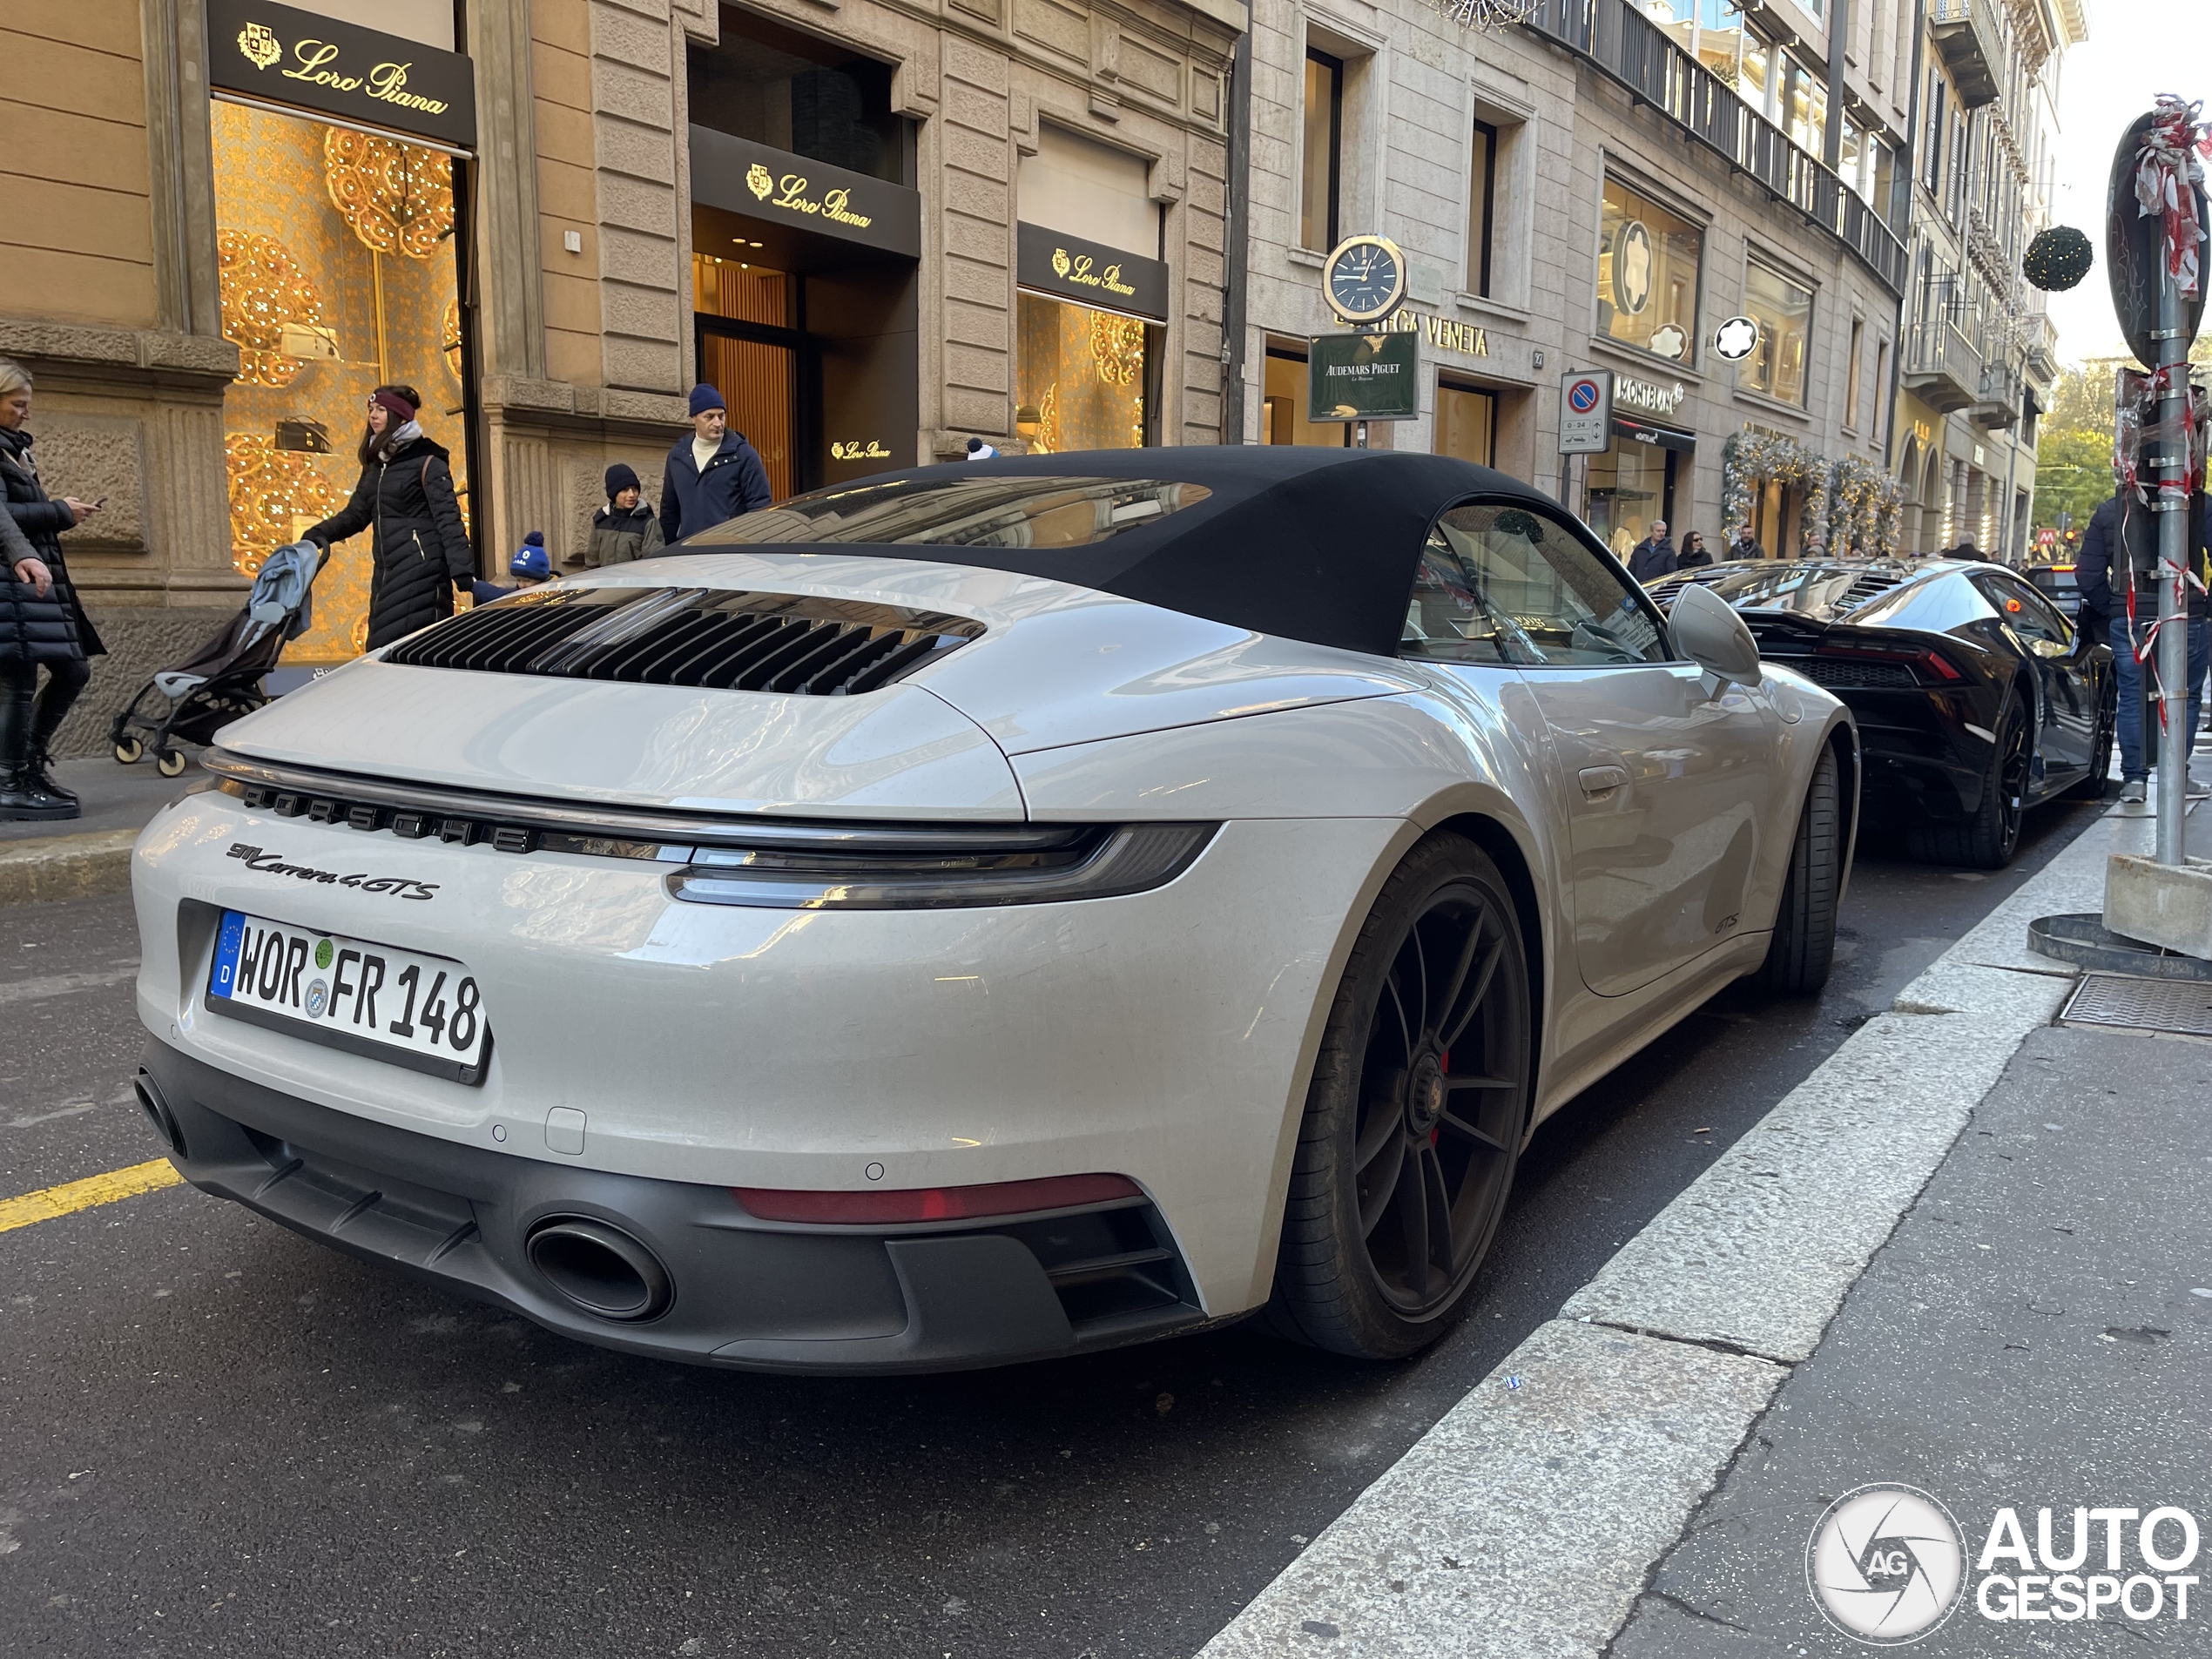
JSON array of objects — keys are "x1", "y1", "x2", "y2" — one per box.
[{"x1": 226, "y1": 843, "x2": 438, "y2": 901}]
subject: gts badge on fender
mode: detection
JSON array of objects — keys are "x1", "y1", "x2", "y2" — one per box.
[{"x1": 226, "y1": 843, "x2": 438, "y2": 901}]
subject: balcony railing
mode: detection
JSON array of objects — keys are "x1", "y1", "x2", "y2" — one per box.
[
  {"x1": 1928, "y1": 0, "x2": 2003, "y2": 110},
  {"x1": 1527, "y1": 0, "x2": 1908, "y2": 294},
  {"x1": 1902, "y1": 320, "x2": 1982, "y2": 414}
]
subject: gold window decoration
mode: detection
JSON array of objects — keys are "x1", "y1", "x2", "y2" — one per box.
[
  {"x1": 223, "y1": 433, "x2": 347, "y2": 577},
  {"x1": 324, "y1": 129, "x2": 455, "y2": 260},
  {"x1": 217, "y1": 230, "x2": 327, "y2": 389},
  {"x1": 442, "y1": 297, "x2": 463, "y2": 387},
  {"x1": 1089, "y1": 312, "x2": 1146, "y2": 388}
]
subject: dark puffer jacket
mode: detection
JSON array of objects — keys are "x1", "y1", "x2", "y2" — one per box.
[
  {"x1": 305, "y1": 434, "x2": 474, "y2": 650},
  {"x1": 0, "y1": 427, "x2": 105, "y2": 664}
]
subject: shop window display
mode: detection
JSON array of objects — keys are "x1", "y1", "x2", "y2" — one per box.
[
  {"x1": 1595, "y1": 179, "x2": 1702, "y2": 365},
  {"x1": 1741, "y1": 257, "x2": 1814, "y2": 406},
  {"x1": 212, "y1": 101, "x2": 466, "y2": 661},
  {"x1": 1015, "y1": 293, "x2": 1152, "y2": 453}
]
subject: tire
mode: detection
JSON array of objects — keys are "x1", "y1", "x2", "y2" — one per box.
[
  {"x1": 113, "y1": 738, "x2": 143, "y2": 765},
  {"x1": 1907, "y1": 690, "x2": 2030, "y2": 869},
  {"x1": 1755, "y1": 743, "x2": 1843, "y2": 996},
  {"x1": 2064, "y1": 674, "x2": 2117, "y2": 802},
  {"x1": 156, "y1": 749, "x2": 188, "y2": 779},
  {"x1": 1267, "y1": 833, "x2": 1532, "y2": 1360}
]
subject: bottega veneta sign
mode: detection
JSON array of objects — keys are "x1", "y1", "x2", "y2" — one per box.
[
  {"x1": 1017, "y1": 224, "x2": 1170, "y2": 321},
  {"x1": 690, "y1": 127, "x2": 921, "y2": 259},
  {"x1": 1340, "y1": 308, "x2": 1490, "y2": 358},
  {"x1": 206, "y1": 0, "x2": 476, "y2": 148}
]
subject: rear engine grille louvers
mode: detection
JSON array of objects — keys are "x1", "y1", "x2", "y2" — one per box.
[
  {"x1": 383, "y1": 587, "x2": 983, "y2": 696},
  {"x1": 1838, "y1": 571, "x2": 1905, "y2": 610}
]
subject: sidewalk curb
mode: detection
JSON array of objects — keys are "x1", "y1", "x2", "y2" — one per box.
[
  {"x1": 0, "y1": 828, "x2": 141, "y2": 907},
  {"x1": 1194, "y1": 818, "x2": 2126, "y2": 1659}
]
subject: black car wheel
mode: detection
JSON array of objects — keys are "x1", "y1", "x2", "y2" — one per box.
[
  {"x1": 2064, "y1": 672, "x2": 2117, "y2": 801},
  {"x1": 1755, "y1": 743, "x2": 1843, "y2": 996},
  {"x1": 1268, "y1": 833, "x2": 1531, "y2": 1359},
  {"x1": 1911, "y1": 690, "x2": 2030, "y2": 868}
]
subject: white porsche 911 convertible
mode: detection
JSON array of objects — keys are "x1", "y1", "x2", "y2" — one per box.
[{"x1": 129, "y1": 449, "x2": 1856, "y2": 1372}]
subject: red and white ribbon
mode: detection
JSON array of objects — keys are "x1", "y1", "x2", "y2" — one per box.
[{"x1": 2135, "y1": 95, "x2": 2212, "y2": 300}]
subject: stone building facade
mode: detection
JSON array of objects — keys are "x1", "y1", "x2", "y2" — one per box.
[
  {"x1": 3, "y1": 0, "x2": 1239, "y2": 745},
  {"x1": 1892, "y1": 0, "x2": 2085, "y2": 560},
  {"x1": 1233, "y1": 0, "x2": 1927, "y2": 558}
]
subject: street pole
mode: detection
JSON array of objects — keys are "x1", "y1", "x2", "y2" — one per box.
[{"x1": 2155, "y1": 273, "x2": 2189, "y2": 865}]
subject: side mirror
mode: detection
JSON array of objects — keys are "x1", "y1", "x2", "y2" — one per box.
[{"x1": 1669, "y1": 581, "x2": 1761, "y2": 695}]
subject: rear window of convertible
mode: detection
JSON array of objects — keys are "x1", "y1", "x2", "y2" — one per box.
[{"x1": 681, "y1": 475, "x2": 1212, "y2": 550}]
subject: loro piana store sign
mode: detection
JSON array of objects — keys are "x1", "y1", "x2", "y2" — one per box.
[
  {"x1": 206, "y1": 0, "x2": 477, "y2": 149},
  {"x1": 1016, "y1": 224, "x2": 1170, "y2": 322}
]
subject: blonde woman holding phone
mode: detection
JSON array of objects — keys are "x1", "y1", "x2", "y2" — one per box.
[{"x1": 0, "y1": 358, "x2": 103, "y2": 820}]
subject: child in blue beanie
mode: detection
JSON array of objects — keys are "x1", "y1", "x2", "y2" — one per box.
[{"x1": 471, "y1": 530, "x2": 555, "y2": 605}]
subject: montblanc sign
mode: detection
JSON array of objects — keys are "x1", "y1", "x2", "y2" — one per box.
[
  {"x1": 206, "y1": 0, "x2": 477, "y2": 148},
  {"x1": 1614, "y1": 374, "x2": 1687, "y2": 415}
]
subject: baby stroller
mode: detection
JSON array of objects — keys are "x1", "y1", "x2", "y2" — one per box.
[{"x1": 111, "y1": 542, "x2": 326, "y2": 777}]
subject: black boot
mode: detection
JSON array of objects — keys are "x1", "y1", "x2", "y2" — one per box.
[
  {"x1": 24, "y1": 742, "x2": 77, "y2": 806},
  {"x1": 0, "y1": 766, "x2": 74, "y2": 822}
]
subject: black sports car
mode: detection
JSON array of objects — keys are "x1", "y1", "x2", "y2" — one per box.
[{"x1": 1646, "y1": 559, "x2": 2114, "y2": 867}]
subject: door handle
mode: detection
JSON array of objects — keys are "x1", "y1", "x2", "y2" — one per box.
[{"x1": 1578, "y1": 764, "x2": 1629, "y2": 799}]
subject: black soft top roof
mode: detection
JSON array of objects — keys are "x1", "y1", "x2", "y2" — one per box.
[{"x1": 663, "y1": 448, "x2": 1560, "y2": 658}]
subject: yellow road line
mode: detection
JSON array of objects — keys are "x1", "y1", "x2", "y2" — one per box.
[{"x1": 0, "y1": 1158, "x2": 184, "y2": 1234}]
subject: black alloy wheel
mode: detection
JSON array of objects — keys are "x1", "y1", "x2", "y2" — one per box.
[
  {"x1": 1911, "y1": 690, "x2": 2031, "y2": 869},
  {"x1": 2065, "y1": 673, "x2": 2118, "y2": 801},
  {"x1": 1269, "y1": 834, "x2": 1533, "y2": 1359}
]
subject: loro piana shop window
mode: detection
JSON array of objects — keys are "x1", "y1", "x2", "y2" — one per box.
[{"x1": 212, "y1": 100, "x2": 467, "y2": 662}]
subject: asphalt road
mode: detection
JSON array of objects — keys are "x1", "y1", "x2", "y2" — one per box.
[{"x1": 0, "y1": 803, "x2": 2104, "y2": 1659}]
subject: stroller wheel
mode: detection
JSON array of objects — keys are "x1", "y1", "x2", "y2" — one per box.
[
  {"x1": 156, "y1": 749, "x2": 188, "y2": 779},
  {"x1": 114, "y1": 738, "x2": 144, "y2": 765}
]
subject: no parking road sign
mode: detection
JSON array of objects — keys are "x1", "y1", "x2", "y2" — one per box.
[{"x1": 1559, "y1": 370, "x2": 1613, "y2": 455}]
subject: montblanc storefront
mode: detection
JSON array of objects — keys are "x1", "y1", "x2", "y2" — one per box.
[{"x1": 1584, "y1": 371, "x2": 1694, "y2": 556}]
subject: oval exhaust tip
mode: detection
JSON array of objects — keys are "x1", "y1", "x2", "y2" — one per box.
[
  {"x1": 133, "y1": 1070, "x2": 185, "y2": 1157},
  {"x1": 525, "y1": 1217, "x2": 673, "y2": 1322}
]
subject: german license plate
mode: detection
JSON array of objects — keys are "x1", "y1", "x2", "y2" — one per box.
[{"x1": 206, "y1": 910, "x2": 492, "y2": 1084}]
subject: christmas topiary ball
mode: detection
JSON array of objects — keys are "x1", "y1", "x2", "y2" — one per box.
[{"x1": 2024, "y1": 226, "x2": 2094, "y2": 293}]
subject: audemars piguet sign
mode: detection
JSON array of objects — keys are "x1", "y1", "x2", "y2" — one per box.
[
  {"x1": 1016, "y1": 224, "x2": 1170, "y2": 321},
  {"x1": 206, "y1": 0, "x2": 477, "y2": 149}
]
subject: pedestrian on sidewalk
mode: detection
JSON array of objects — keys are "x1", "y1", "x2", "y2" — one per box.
[
  {"x1": 469, "y1": 533, "x2": 556, "y2": 606},
  {"x1": 1729, "y1": 524, "x2": 1762, "y2": 562},
  {"x1": 2076, "y1": 488, "x2": 2210, "y2": 803},
  {"x1": 1626, "y1": 520, "x2": 1677, "y2": 583},
  {"x1": 0, "y1": 359, "x2": 104, "y2": 821},
  {"x1": 579, "y1": 464, "x2": 663, "y2": 568},
  {"x1": 1676, "y1": 529, "x2": 1713, "y2": 570},
  {"x1": 303, "y1": 385, "x2": 474, "y2": 651},
  {"x1": 660, "y1": 385, "x2": 771, "y2": 543}
]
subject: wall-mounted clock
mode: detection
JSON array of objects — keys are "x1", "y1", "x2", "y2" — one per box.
[{"x1": 1322, "y1": 234, "x2": 1409, "y2": 326}]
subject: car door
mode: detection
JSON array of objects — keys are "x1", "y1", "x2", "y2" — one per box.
[
  {"x1": 1406, "y1": 501, "x2": 1780, "y2": 997},
  {"x1": 1974, "y1": 570, "x2": 2091, "y2": 781}
]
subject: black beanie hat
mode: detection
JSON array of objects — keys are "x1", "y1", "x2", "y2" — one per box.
[{"x1": 605, "y1": 462, "x2": 641, "y2": 500}]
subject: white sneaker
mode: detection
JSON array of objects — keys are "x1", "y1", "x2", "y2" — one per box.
[{"x1": 2121, "y1": 778, "x2": 2148, "y2": 805}]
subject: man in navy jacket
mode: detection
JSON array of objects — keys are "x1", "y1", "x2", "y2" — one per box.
[
  {"x1": 2076, "y1": 489, "x2": 2209, "y2": 801},
  {"x1": 661, "y1": 384, "x2": 772, "y2": 542}
]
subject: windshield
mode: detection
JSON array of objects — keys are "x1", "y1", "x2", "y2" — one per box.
[{"x1": 680, "y1": 475, "x2": 1212, "y2": 550}]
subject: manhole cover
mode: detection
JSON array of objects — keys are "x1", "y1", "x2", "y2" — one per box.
[{"x1": 2062, "y1": 973, "x2": 2212, "y2": 1037}]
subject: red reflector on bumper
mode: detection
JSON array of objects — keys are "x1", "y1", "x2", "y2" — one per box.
[{"x1": 733, "y1": 1172, "x2": 1143, "y2": 1224}]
